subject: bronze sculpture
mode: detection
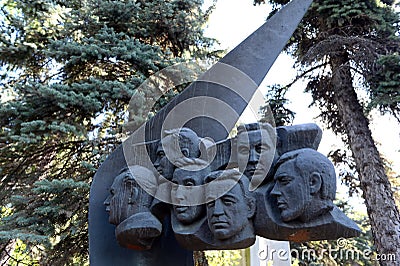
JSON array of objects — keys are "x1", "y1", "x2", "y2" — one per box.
[
  {"x1": 90, "y1": 1, "x2": 360, "y2": 265},
  {"x1": 104, "y1": 126, "x2": 360, "y2": 249}
]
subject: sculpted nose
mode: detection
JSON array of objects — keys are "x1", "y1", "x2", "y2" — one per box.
[
  {"x1": 270, "y1": 183, "x2": 281, "y2": 197},
  {"x1": 103, "y1": 196, "x2": 111, "y2": 210},
  {"x1": 175, "y1": 187, "x2": 185, "y2": 200},
  {"x1": 249, "y1": 149, "x2": 259, "y2": 163},
  {"x1": 172, "y1": 187, "x2": 186, "y2": 206},
  {"x1": 212, "y1": 200, "x2": 224, "y2": 216}
]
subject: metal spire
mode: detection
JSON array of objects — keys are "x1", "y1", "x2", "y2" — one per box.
[{"x1": 144, "y1": 0, "x2": 313, "y2": 142}]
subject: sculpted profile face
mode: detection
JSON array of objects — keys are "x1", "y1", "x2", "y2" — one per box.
[
  {"x1": 236, "y1": 123, "x2": 276, "y2": 180},
  {"x1": 171, "y1": 164, "x2": 210, "y2": 224},
  {"x1": 104, "y1": 166, "x2": 156, "y2": 225},
  {"x1": 153, "y1": 128, "x2": 200, "y2": 180},
  {"x1": 154, "y1": 135, "x2": 175, "y2": 180},
  {"x1": 104, "y1": 169, "x2": 138, "y2": 225},
  {"x1": 271, "y1": 159, "x2": 309, "y2": 222},
  {"x1": 270, "y1": 148, "x2": 336, "y2": 222},
  {"x1": 205, "y1": 170, "x2": 255, "y2": 240}
]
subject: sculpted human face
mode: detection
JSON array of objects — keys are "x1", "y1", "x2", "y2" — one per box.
[
  {"x1": 104, "y1": 171, "x2": 139, "y2": 225},
  {"x1": 237, "y1": 129, "x2": 274, "y2": 180},
  {"x1": 206, "y1": 184, "x2": 249, "y2": 240},
  {"x1": 154, "y1": 135, "x2": 191, "y2": 180},
  {"x1": 270, "y1": 160, "x2": 312, "y2": 222},
  {"x1": 171, "y1": 169, "x2": 207, "y2": 224},
  {"x1": 154, "y1": 138, "x2": 175, "y2": 180}
]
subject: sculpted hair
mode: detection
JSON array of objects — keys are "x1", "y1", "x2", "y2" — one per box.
[
  {"x1": 116, "y1": 166, "x2": 158, "y2": 195},
  {"x1": 163, "y1": 127, "x2": 200, "y2": 157},
  {"x1": 204, "y1": 169, "x2": 254, "y2": 207},
  {"x1": 237, "y1": 122, "x2": 276, "y2": 136},
  {"x1": 236, "y1": 123, "x2": 276, "y2": 152}
]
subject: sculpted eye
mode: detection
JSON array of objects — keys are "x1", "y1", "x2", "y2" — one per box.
[
  {"x1": 279, "y1": 177, "x2": 291, "y2": 185},
  {"x1": 239, "y1": 146, "x2": 249, "y2": 154},
  {"x1": 207, "y1": 201, "x2": 215, "y2": 208},
  {"x1": 182, "y1": 149, "x2": 189, "y2": 157},
  {"x1": 157, "y1": 151, "x2": 165, "y2": 158},
  {"x1": 255, "y1": 144, "x2": 262, "y2": 154},
  {"x1": 222, "y1": 197, "x2": 235, "y2": 206},
  {"x1": 261, "y1": 144, "x2": 270, "y2": 152}
]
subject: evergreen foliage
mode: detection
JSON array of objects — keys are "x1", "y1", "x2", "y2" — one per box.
[
  {"x1": 0, "y1": 0, "x2": 215, "y2": 264},
  {"x1": 261, "y1": 84, "x2": 295, "y2": 126},
  {"x1": 259, "y1": 0, "x2": 400, "y2": 134}
]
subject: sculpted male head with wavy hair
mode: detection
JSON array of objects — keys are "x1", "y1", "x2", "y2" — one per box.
[
  {"x1": 270, "y1": 148, "x2": 336, "y2": 222},
  {"x1": 205, "y1": 169, "x2": 256, "y2": 243},
  {"x1": 170, "y1": 158, "x2": 210, "y2": 225}
]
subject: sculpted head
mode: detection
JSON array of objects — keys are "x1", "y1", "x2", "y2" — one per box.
[
  {"x1": 153, "y1": 127, "x2": 200, "y2": 180},
  {"x1": 236, "y1": 123, "x2": 276, "y2": 180},
  {"x1": 270, "y1": 148, "x2": 336, "y2": 222},
  {"x1": 205, "y1": 170, "x2": 255, "y2": 240},
  {"x1": 104, "y1": 166, "x2": 156, "y2": 225},
  {"x1": 171, "y1": 158, "x2": 210, "y2": 225}
]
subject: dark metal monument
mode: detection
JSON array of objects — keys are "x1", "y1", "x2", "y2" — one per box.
[{"x1": 89, "y1": 0, "x2": 361, "y2": 265}]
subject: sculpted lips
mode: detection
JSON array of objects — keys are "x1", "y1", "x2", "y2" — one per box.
[
  {"x1": 245, "y1": 166, "x2": 256, "y2": 176},
  {"x1": 277, "y1": 200, "x2": 287, "y2": 210},
  {"x1": 156, "y1": 167, "x2": 163, "y2": 175},
  {"x1": 212, "y1": 220, "x2": 229, "y2": 229},
  {"x1": 175, "y1": 206, "x2": 188, "y2": 213},
  {"x1": 246, "y1": 168, "x2": 268, "y2": 180},
  {"x1": 254, "y1": 168, "x2": 267, "y2": 176}
]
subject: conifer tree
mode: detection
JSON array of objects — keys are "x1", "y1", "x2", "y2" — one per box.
[
  {"x1": 0, "y1": 0, "x2": 214, "y2": 264},
  {"x1": 255, "y1": 0, "x2": 400, "y2": 262}
]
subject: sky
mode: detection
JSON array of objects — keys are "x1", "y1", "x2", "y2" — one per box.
[{"x1": 202, "y1": 0, "x2": 400, "y2": 207}]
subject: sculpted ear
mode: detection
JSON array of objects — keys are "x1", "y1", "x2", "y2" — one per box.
[
  {"x1": 181, "y1": 148, "x2": 189, "y2": 157},
  {"x1": 247, "y1": 196, "x2": 256, "y2": 219},
  {"x1": 125, "y1": 179, "x2": 139, "y2": 204},
  {"x1": 309, "y1": 172, "x2": 322, "y2": 195}
]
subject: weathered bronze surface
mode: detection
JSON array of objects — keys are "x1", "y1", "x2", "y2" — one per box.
[{"x1": 88, "y1": 0, "x2": 360, "y2": 265}]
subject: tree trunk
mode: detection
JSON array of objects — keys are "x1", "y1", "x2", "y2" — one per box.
[
  {"x1": 193, "y1": 251, "x2": 209, "y2": 266},
  {"x1": 331, "y1": 56, "x2": 400, "y2": 264},
  {"x1": 0, "y1": 240, "x2": 15, "y2": 265}
]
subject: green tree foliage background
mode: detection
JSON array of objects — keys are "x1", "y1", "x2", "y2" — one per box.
[
  {"x1": 260, "y1": 0, "x2": 400, "y2": 133},
  {"x1": 0, "y1": 0, "x2": 215, "y2": 264},
  {"x1": 2, "y1": 0, "x2": 400, "y2": 264}
]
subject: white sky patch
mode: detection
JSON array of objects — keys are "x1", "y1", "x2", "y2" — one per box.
[{"x1": 204, "y1": 0, "x2": 271, "y2": 51}]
